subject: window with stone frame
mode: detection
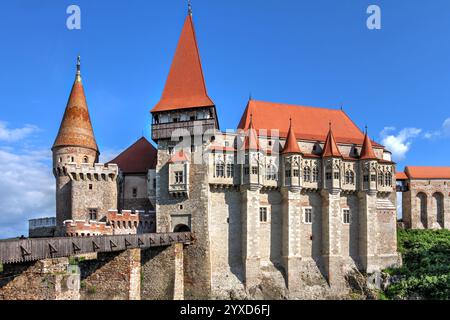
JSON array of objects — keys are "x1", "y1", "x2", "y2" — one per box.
[
  {"x1": 385, "y1": 172, "x2": 392, "y2": 186},
  {"x1": 378, "y1": 173, "x2": 384, "y2": 186},
  {"x1": 312, "y1": 167, "x2": 319, "y2": 182},
  {"x1": 88, "y1": 208, "x2": 98, "y2": 221},
  {"x1": 266, "y1": 164, "x2": 277, "y2": 180},
  {"x1": 303, "y1": 167, "x2": 311, "y2": 182},
  {"x1": 132, "y1": 187, "x2": 138, "y2": 198},
  {"x1": 293, "y1": 168, "x2": 299, "y2": 177},
  {"x1": 226, "y1": 163, "x2": 234, "y2": 178},
  {"x1": 334, "y1": 171, "x2": 340, "y2": 180},
  {"x1": 259, "y1": 207, "x2": 268, "y2": 223},
  {"x1": 343, "y1": 209, "x2": 351, "y2": 224},
  {"x1": 345, "y1": 170, "x2": 355, "y2": 184},
  {"x1": 251, "y1": 166, "x2": 258, "y2": 175},
  {"x1": 304, "y1": 208, "x2": 313, "y2": 224},
  {"x1": 215, "y1": 161, "x2": 225, "y2": 178},
  {"x1": 371, "y1": 174, "x2": 377, "y2": 182},
  {"x1": 363, "y1": 175, "x2": 369, "y2": 182},
  {"x1": 175, "y1": 171, "x2": 184, "y2": 184},
  {"x1": 244, "y1": 167, "x2": 250, "y2": 175},
  {"x1": 326, "y1": 172, "x2": 332, "y2": 180}
]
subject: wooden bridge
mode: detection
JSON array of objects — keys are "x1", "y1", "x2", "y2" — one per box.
[{"x1": 0, "y1": 232, "x2": 192, "y2": 264}]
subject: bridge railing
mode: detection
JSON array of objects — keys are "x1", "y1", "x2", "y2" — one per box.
[{"x1": 0, "y1": 232, "x2": 193, "y2": 264}]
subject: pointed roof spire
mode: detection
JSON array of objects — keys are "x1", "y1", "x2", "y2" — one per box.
[
  {"x1": 243, "y1": 114, "x2": 260, "y2": 151},
  {"x1": 322, "y1": 123, "x2": 342, "y2": 158},
  {"x1": 188, "y1": 0, "x2": 193, "y2": 16},
  {"x1": 360, "y1": 126, "x2": 377, "y2": 160},
  {"x1": 52, "y1": 56, "x2": 99, "y2": 153},
  {"x1": 282, "y1": 118, "x2": 302, "y2": 154},
  {"x1": 151, "y1": 11, "x2": 214, "y2": 113}
]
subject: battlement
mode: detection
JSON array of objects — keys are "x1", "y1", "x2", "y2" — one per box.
[
  {"x1": 63, "y1": 219, "x2": 113, "y2": 237},
  {"x1": 107, "y1": 210, "x2": 155, "y2": 234},
  {"x1": 61, "y1": 163, "x2": 119, "y2": 181}
]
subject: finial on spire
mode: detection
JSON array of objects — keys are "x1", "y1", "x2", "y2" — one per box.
[
  {"x1": 76, "y1": 55, "x2": 82, "y2": 82},
  {"x1": 188, "y1": 0, "x2": 192, "y2": 16},
  {"x1": 329, "y1": 121, "x2": 332, "y2": 129},
  {"x1": 365, "y1": 125, "x2": 368, "y2": 134}
]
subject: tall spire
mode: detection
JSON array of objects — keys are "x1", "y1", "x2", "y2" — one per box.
[
  {"x1": 282, "y1": 118, "x2": 302, "y2": 154},
  {"x1": 151, "y1": 10, "x2": 214, "y2": 112},
  {"x1": 52, "y1": 56, "x2": 99, "y2": 153},
  {"x1": 360, "y1": 127, "x2": 377, "y2": 160},
  {"x1": 322, "y1": 123, "x2": 342, "y2": 158},
  {"x1": 76, "y1": 55, "x2": 82, "y2": 83}
]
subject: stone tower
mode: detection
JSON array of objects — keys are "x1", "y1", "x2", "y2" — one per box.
[
  {"x1": 52, "y1": 56, "x2": 100, "y2": 231},
  {"x1": 150, "y1": 10, "x2": 218, "y2": 298}
]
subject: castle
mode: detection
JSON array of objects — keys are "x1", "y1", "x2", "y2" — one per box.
[{"x1": 34, "y1": 9, "x2": 408, "y2": 298}]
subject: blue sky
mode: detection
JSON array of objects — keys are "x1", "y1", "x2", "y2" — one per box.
[{"x1": 0, "y1": 0, "x2": 449, "y2": 237}]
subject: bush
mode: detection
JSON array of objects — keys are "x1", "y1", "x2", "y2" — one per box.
[{"x1": 384, "y1": 229, "x2": 450, "y2": 300}]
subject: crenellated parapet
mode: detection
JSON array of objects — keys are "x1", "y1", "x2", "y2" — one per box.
[
  {"x1": 63, "y1": 219, "x2": 113, "y2": 237},
  {"x1": 62, "y1": 163, "x2": 119, "y2": 181}
]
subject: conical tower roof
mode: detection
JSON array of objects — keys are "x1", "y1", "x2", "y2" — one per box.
[
  {"x1": 151, "y1": 12, "x2": 214, "y2": 113},
  {"x1": 322, "y1": 124, "x2": 342, "y2": 158},
  {"x1": 360, "y1": 128, "x2": 377, "y2": 160},
  {"x1": 52, "y1": 56, "x2": 99, "y2": 153},
  {"x1": 282, "y1": 119, "x2": 302, "y2": 154}
]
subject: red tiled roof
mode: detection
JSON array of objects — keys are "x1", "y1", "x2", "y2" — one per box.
[
  {"x1": 322, "y1": 126, "x2": 342, "y2": 158},
  {"x1": 109, "y1": 137, "x2": 157, "y2": 173},
  {"x1": 237, "y1": 100, "x2": 382, "y2": 147},
  {"x1": 396, "y1": 172, "x2": 408, "y2": 180},
  {"x1": 168, "y1": 150, "x2": 190, "y2": 163},
  {"x1": 405, "y1": 166, "x2": 450, "y2": 179},
  {"x1": 53, "y1": 64, "x2": 98, "y2": 152},
  {"x1": 282, "y1": 120, "x2": 302, "y2": 154},
  {"x1": 151, "y1": 14, "x2": 214, "y2": 113},
  {"x1": 360, "y1": 131, "x2": 377, "y2": 160}
]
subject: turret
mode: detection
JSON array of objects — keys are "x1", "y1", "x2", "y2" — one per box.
[
  {"x1": 241, "y1": 115, "x2": 262, "y2": 189},
  {"x1": 150, "y1": 12, "x2": 219, "y2": 143},
  {"x1": 52, "y1": 56, "x2": 100, "y2": 228},
  {"x1": 359, "y1": 127, "x2": 378, "y2": 193},
  {"x1": 282, "y1": 119, "x2": 302, "y2": 191},
  {"x1": 322, "y1": 123, "x2": 343, "y2": 192}
]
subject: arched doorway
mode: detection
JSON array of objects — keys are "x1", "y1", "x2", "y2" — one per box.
[
  {"x1": 173, "y1": 224, "x2": 191, "y2": 232},
  {"x1": 417, "y1": 192, "x2": 427, "y2": 228},
  {"x1": 433, "y1": 192, "x2": 444, "y2": 228}
]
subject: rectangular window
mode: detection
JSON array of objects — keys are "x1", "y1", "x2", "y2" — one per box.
[
  {"x1": 226, "y1": 164, "x2": 234, "y2": 178},
  {"x1": 88, "y1": 209, "x2": 98, "y2": 221},
  {"x1": 244, "y1": 167, "x2": 250, "y2": 175},
  {"x1": 132, "y1": 188, "x2": 138, "y2": 198},
  {"x1": 153, "y1": 179, "x2": 156, "y2": 189},
  {"x1": 175, "y1": 171, "x2": 184, "y2": 184},
  {"x1": 259, "y1": 207, "x2": 268, "y2": 223},
  {"x1": 343, "y1": 209, "x2": 350, "y2": 224},
  {"x1": 89, "y1": 184, "x2": 93, "y2": 190},
  {"x1": 285, "y1": 169, "x2": 291, "y2": 178},
  {"x1": 326, "y1": 172, "x2": 332, "y2": 180},
  {"x1": 304, "y1": 208, "x2": 313, "y2": 224},
  {"x1": 363, "y1": 175, "x2": 369, "y2": 182},
  {"x1": 334, "y1": 172, "x2": 340, "y2": 180},
  {"x1": 293, "y1": 169, "x2": 299, "y2": 177},
  {"x1": 251, "y1": 166, "x2": 258, "y2": 175},
  {"x1": 371, "y1": 175, "x2": 377, "y2": 182},
  {"x1": 168, "y1": 147, "x2": 174, "y2": 155}
]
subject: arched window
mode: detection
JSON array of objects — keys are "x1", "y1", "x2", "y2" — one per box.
[
  {"x1": 385, "y1": 172, "x2": 392, "y2": 186},
  {"x1": 417, "y1": 192, "x2": 427, "y2": 228},
  {"x1": 266, "y1": 164, "x2": 277, "y2": 181},
  {"x1": 433, "y1": 192, "x2": 444, "y2": 228},
  {"x1": 83, "y1": 156, "x2": 89, "y2": 163},
  {"x1": 378, "y1": 173, "x2": 384, "y2": 186},
  {"x1": 303, "y1": 167, "x2": 311, "y2": 182},
  {"x1": 174, "y1": 224, "x2": 191, "y2": 232},
  {"x1": 215, "y1": 161, "x2": 225, "y2": 178}
]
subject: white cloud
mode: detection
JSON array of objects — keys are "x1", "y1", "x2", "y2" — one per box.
[
  {"x1": 380, "y1": 127, "x2": 422, "y2": 161},
  {"x1": 424, "y1": 117, "x2": 450, "y2": 139},
  {"x1": 0, "y1": 121, "x2": 39, "y2": 142},
  {"x1": 0, "y1": 147, "x2": 55, "y2": 239},
  {"x1": 99, "y1": 148, "x2": 122, "y2": 163}
]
